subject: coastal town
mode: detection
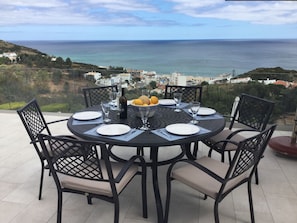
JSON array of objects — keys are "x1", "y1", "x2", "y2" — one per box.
[{"x1": 1, "y1": 48, "x2": 297, "y2": 95}]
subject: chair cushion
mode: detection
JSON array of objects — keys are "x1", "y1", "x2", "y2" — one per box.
[
  {"x1": 207, "y1": 129, "x2": 246, "y2": 151},
  {"x1": 60, "y1": 161, "x2": 139, "y2": 197},
  {"x1": 171, "y1": 157, "x2": 247, "y2": 199}
]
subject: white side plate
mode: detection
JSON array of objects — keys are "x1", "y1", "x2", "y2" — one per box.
[
  {"x1": 73, "y1": 111, "x2": 102, "y2": 120},
  {"x1": 165, "y1": 123, "x2": 200, "y2": 135},
  {"x1": 197, "y1": 107, "x2": 216, "y2": 116},
  {"x1": 96, "y1": 124, "x2": 131, "y2": 136},
  {"x1": 159, "y1": 99, "x2": 176, "y2": 105}
]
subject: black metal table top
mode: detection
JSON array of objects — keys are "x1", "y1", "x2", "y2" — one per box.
[{"x1": 67, "y1": 105, "x2": 225, "y2": 148}]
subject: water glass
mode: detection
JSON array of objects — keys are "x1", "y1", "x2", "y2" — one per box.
[
  {"x1": 101, "y1": 101, "x2": 111, "y2": 123},
  {"x1": 138, "y1": 106, "x2": 150, "y2": 130},
  {"x1": 173, "y1": 92, "x2": 182, "y2": 112},
  {"x1": 190, "y1": 101, "x2": 200, "y2": 124}
]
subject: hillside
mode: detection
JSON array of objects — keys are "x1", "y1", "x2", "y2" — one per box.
[{"x1": 238, "y1": 67, "x2": 297, "y2": 82}]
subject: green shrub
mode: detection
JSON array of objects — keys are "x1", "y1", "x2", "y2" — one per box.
[{"x1": 41, "y1": 103, "x2": 69, "y2": 112}]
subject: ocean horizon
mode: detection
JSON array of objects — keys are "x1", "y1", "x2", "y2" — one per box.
[{"x1": 13, "y1": 39, "x2": 297, "y2": 78}]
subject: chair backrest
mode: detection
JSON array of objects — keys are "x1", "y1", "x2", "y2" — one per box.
[
  {"x1": 230, "y1": 93, "x2": 275, "y2": 131},
  {"x1": 164, "y1": 85, "x2": 203, "y2": 103},
  {"x1": 221, "y1": 124, "x2": 276, "y2": 194},
  {"x1": 37, "y1": 134, "x2": 116, "y2": 189},
  {"x1": 17, "y1": 98, "x2": 51, "y2": 144},
  {"x1": 83, "y1": 85, "x2": 118, "y2": 107}
]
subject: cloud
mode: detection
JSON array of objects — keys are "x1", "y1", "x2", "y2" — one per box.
[
  {"x1": 169, "y1": 0, "x2": 297, "y2": 25},
  {"x1": 0, "y1": 0, "x2": 296, "y2": 26}
]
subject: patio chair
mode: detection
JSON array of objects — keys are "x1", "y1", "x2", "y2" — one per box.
[
  {"x1": 201, "y1": 93, "x2": 274, "y2": 184},
  {"x1": 164, "y1": 84, "x2": 203, "y2": 103},
  {"x1": 37, "y1": 134, "x2": 147, "y2": 223},
  {"x1": 165, "y1": 84, "x2": 203, "y2": 154},
  {"x1": 17, "y1": 98, "x2": 78, "y2": 200},
  {"x1": 164, "y1": 124, "x2": 276, "y2": 223},
  {"x1": 83, "y1": 85, "x2": 118, "y2": 107}
]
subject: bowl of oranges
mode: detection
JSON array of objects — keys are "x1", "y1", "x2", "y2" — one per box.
[{"x1": 131, "y1": 95, "x2": 159, "y2": 117}]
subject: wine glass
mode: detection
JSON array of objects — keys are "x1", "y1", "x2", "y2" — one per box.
[
  {"x1": 109, "y1": 91, "x2": 118, "y2": 110},
  {"x1": 189, "y1": 101, "x2": 200, "y2": 124},
  {"x1": 101, "y1": 101, "x2": 111, "y2": 123},
  {"x1": 138, "y1": 106, "x2": 150, "y2": 130},
  {"x1": 173, "y1": 92, "x2": 182, "y2": 112}
]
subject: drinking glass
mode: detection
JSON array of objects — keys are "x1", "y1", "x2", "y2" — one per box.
[
  {"x1": 101, "y1": 101, "x2": 111, "y2": 123},
  {"x1": 173, "y1": 92, "x2": 182, "y2": 112},
  {"x1": 138, "y1": 106, "x2": 150, "y2": 130},
  {"x1": 189, "y1": 101, "x2": 200, "y2": 124},
  {"x1": 109, "y1": 91, "x2": 118, "y2": 110}
]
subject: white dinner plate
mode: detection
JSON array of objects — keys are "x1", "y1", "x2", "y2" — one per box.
[
  {"x1": 197, "y1": 107, "x2": 216, "y2": 116},
  {"x1": 73, "y1": 111, "x2": 102, "y2": 120},
  {"x1": 96, "y1": 124, "x2": 131, "y2": 136},
  {"x1": 165, "y1": 123, "x2": 200, "y2": 135},
  {"x1": 159, "y1": 99, "x2": 176, "y2": 105}
]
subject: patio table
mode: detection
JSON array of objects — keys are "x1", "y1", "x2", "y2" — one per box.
[{"x1": 67, "y1": 105, "x2": 225, "y2": 223}]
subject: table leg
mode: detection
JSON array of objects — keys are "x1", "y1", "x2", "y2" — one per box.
[
  {"x1": 184, "y1": 142, "x2": 196, "y2": 160},
  {"x1": 150, "y1": 146, "x2": 164, "y2": 223}
]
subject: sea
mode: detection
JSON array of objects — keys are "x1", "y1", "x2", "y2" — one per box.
[{"x1": 13, "y1": 39, "x2": 297, "y2": 78}]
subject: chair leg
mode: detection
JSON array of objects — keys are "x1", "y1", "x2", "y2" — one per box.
[
  {"x1": 57, "y1": 191, "x2": 63, "y2": 223},
  {"x1": 254, "y1": 167, "x2": 259, "y2": 185},
  {"x1": 164, "y1": 178, "x2": 172, "y2": 223},
  {"x1": 208, "y1": 148, "x2": 213, "y2": 157},
  {"x1": 140, "y1": 157, "x2": 148, "y2": 218},
  {"x1": 248, "y1": 180, "x2": 255, "y2": 223},
  {"x1": 214, "y1": 200, "x2": 220, "y2": 223},
  {"x1": 114, "y1": 198, "x2": 120, "y2": 223},
  {"x1": 38, "y1": 162, "x2": 45, "y2": 200}
]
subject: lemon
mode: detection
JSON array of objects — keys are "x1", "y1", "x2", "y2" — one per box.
[{"x1": 150, "y1": 96, "x2": 159, "y2": 104}]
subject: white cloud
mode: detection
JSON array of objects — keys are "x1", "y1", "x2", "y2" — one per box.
[
  {"x1": 0, "y1": 0, "x2": 296, "y2": 26},
  {"x1": 169, "y1": 0, "x2": 297, "y2": 25}
]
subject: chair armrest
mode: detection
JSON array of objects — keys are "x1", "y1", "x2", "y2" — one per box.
[
  {"x1": 211, "y1": 139, "x2": 239, "y2": 153},
  {"x1": 168, "y1": 159, "x2": 225, "y2": 183},
  {"x1": 114, "y1": 155, "x2": 146, "y2": 183},
  {"x1": 47, "y1": 118, "x2": 69, "y2": 125},
  {"x1": 226, "y1": 128, "x2": 260, "y2": 140}
]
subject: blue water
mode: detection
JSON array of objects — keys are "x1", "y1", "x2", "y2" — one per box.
[{"x1": 13, "y1": 39, "x2": 297, "y2": 77}]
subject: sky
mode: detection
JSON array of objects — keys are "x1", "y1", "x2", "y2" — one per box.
[{"x1": 1, "y1": 0, "x2": 297, "y2": 40}]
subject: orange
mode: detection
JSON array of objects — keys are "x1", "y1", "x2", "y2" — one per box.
[
  {"x1": 150, "y1": 96, "x2": 159, "y2": 104},
  {"x1": 133, "y1": 98, "x2": 143, "y2": 105}
]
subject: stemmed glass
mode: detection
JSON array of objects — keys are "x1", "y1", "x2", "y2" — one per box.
[
  {"x1": 189, "y1": 101, "x2": 200, "y2": 124},
  {"x1": 138, "y1": 106, "x2": 150, "y2": 130},
  {"x1": 109, "y1": 91, "x2": 118, "y2": 110},
  {"x1": 101, "y1": 101, "x2": 111, "y2": 123},
  {"x1": 173, "y1": 92, "x2": 182, "y2": 112}
]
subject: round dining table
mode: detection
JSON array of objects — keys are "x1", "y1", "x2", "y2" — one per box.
[{"x1": 67, "y1": 104, "x2": 225, "y2": 223}]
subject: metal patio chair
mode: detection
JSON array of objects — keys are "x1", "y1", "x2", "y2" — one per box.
[
  {"x1": 83, "y1": 85, "x2": 118, "y2": 107},
  {"x1": 17, "y1": 98, "x2": 78, "y2": 200},
  {"x1": 164, "y1": 124, "x2": 276, "y2": 223},
  {"x1": 165, "y1": 84, "x2": 203, "y2": 154},
  {"x1": 38, "y1": 134, "x2": 147, "y2": 223},
  {"x1": 202, "y1": 93, "x2": 275, "y2": 184},
  {"x1": 164, "y1": 84, "x2": 203, "y2": 103}
]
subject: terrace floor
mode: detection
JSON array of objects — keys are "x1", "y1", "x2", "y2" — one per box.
[{"x1": 0, "y1": 110, "x2": 297, "y2": 223}]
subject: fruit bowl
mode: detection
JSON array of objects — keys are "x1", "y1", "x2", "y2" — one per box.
[{"x1": 130, "y1": 102, "x2": 159, "y2": 117}]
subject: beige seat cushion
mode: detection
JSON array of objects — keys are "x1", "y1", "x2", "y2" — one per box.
[
  {"x1": 208, "y1": 129, "x2": 246, "y2": 151},
  {"x1": 172, "y1": 156, "x2": 248, "y2": 199},
  {"x1": 60, "y1": 161, "x2": 139, "y2": 197}
]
